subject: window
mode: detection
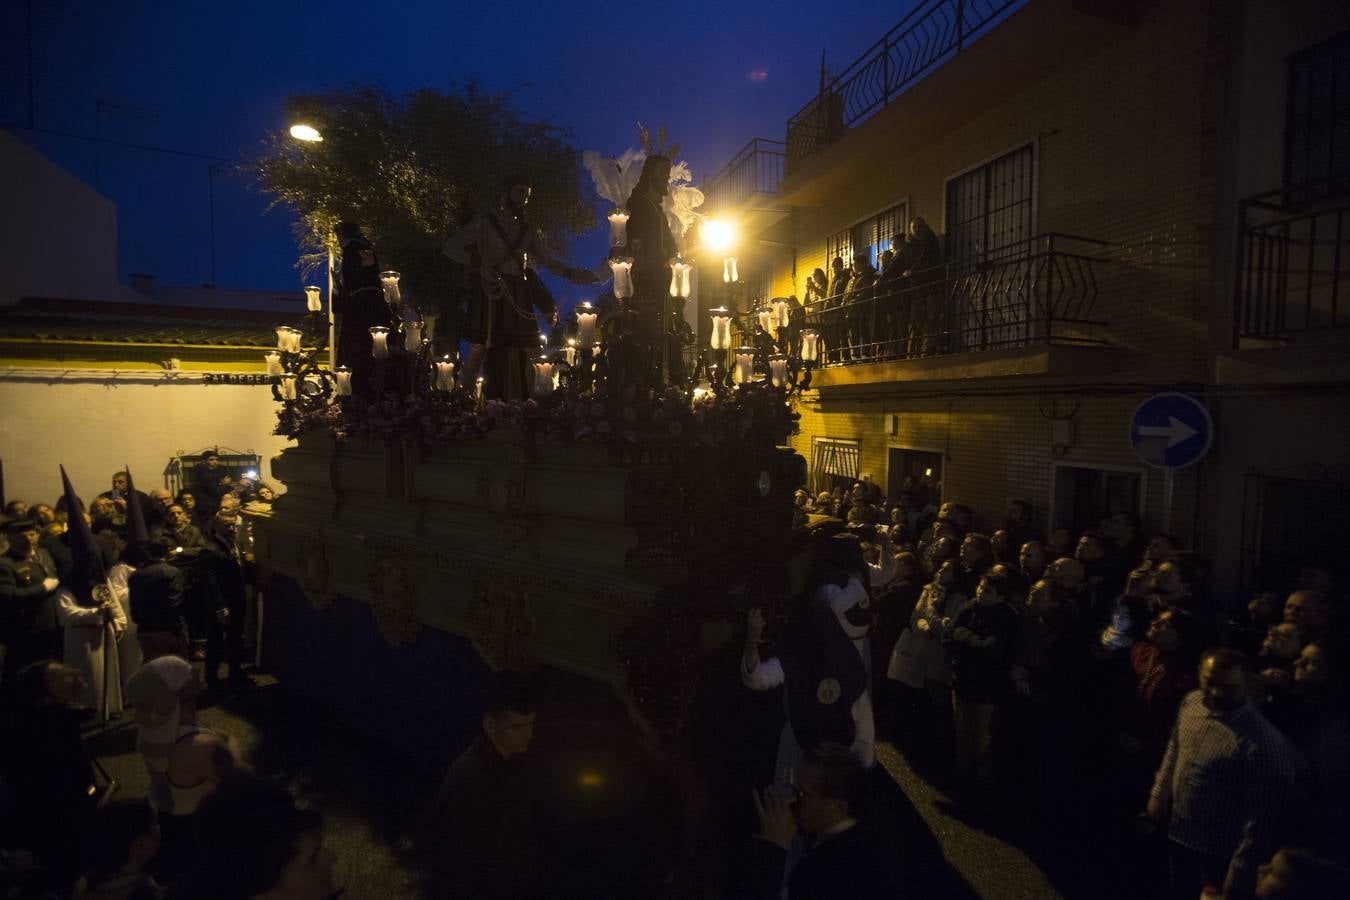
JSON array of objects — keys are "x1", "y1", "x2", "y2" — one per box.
[
  {"x1": 945, "y1": 144, "x2": 1035, "y2": 269},
  {"x1": 810, "y1": 438, "x2": 860, "y2": 495},
  {"x1": 852, "y1": 203, "x2": 907, "y2": 270},
  {"x1": 1286, "y1": 30, "x2": 1350, "y2": 202},
  {"x1": 1241, "y1": 472, "x2": 1350, "y2": 594},
  {"x1": 746, "y1": 267, "x2": 772, "y2": 307},
  {"x1": 1051, "y1": 463, "x2": 1144, "y2": 538},
  {"x1": 885, "y1": 447, "x2": 943, "y2": 510},
  {"x1": 826, "y1": 228, "x2": 853, "y2": 274}
]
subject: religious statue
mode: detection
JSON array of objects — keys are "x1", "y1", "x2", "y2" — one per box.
[
  {"x1": 442, "y1": 176, "x2": 596, "y2": 399},
  {"x1": 332, "y1": 222, "x2": 392, "y2": 397}
]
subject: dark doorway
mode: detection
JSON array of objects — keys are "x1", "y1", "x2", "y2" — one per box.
[
  {"x1": 1052, "y1": 464, "x2": 1143, "y2": 536},
  {"x1": 886, "y1": 448, "x2": 943, "y2": 510}
]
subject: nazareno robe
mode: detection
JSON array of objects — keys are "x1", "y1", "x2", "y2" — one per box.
[{"x1": 56, "y1": 587, "x2": 126, "y2": 722}]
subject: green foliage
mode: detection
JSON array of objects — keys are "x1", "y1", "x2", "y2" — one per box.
[{"x1": 254, "y1": 82, "x2": 595, "y2": 312}]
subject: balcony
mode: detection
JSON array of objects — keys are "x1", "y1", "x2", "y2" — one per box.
[
  {"x1": 801, "y1": 233, "x2": 1112, "y2": 387},
  {"x1": 1234, "y1": 183, "x2": 1350, "y2": 345},
  {"x1": 703, "y1": 138, "x2": 785, "y2": 213},
  {"x1": 785, "y1": 0, "x2": 1028, "y2": 173}
]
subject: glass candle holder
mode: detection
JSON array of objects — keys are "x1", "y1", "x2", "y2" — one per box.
[
  {"x1": 280, "y1": 373, "x2": 297, "y2": 401},
  {"x1": 575, "y1": 302, "x2": 598, "y2": 345},
  {"x1": 669, "y1": 260, "x2": 692, "y2": 298},
  {"x1": 369, "y1": 326, "x2": 391, "y2": 359},
  {"x1": 772, "y1": 297, "x2": 791, "y2": 329},
  {"x1": 404, "y1": 321, "x2": 423, "y2": 351},
  {"x1": 609, "y1": 257, "x2": 634, "y2": 300},
  {"x1": 563, "y1": 340, "x2": 577, "y2": 367},
  {"x1": 379, "y1": 271, "x2": 401, "y2": 305},
  {"x1": 275, "y1": 326, "x2": 291, "y2": 351},
  {"x1": 607, "y1": 209, "x2": 630, "y2": 248},
  {"x1": 264, "y1": 351, "x2": 281, "y2": 376},
  {"x1": 733, "y1": 347, "x2": 755, "y2": 386},
  {"x1": 710, "y1": 307, "x2": 733, "y2": 350},
  {"x1": 769, "y1": 353, "x2": 789, "y2": 387},
  {"x1": 723, "y1": 257, "x2": 739, "y2": 284},
  {"x1": 532, "y1": 358, "x2": 557, "y2": 398},
  {"x1": 335, "y1": 366, "x2": 352, "y2": 396},
  {"x1": 435, "y1": 357, "x2": 455, "y2": 391},
  {"x1": 800, "y1": 329, "x2": 820, "y2": 363},
  {"x1": 305, "y1": 286, "x2": 322, "y2": 312},
  {"x1": 757, "y1": 307, "x2": 773, "y2": 334}
]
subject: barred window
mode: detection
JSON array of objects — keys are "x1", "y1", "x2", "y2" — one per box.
[
  {"x1": 746, "y1": 267, "x2": 772, "y2": 306},
  {"x1": 1286, "y1": 29, "x2": 1350, "y2": 202},
  {"x1": 811, "y1": 438, "x2": 860, "y2": 494},
  {"x1": 945, "y1": 144, "x2": 1035, "y2": 270},
  {"x1": 826, "y1": 228, "x2": 853, "y2": 273},
  {"x1": 853, "y1": 203, "x2": 907, "y2": 270}
]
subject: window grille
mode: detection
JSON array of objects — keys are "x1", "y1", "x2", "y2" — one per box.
[
  {"x1": 852, "y1": 203, "x2": 907, "y2": 270},
  {"x1": 810, "y1": 438, "x2": 860, "y2": 494},
  {"x1": 945, "y1": 144, "x2": 1035, "y2": 270},
  {"x1": 826, "y1": 228, "x2": 854, "y2": 273},
  {"x1": 1286, "y1": 29, "x2": 1350, "y2": 203}
]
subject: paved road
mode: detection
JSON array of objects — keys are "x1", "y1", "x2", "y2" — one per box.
[{"x1": 90, "y1": 677, "x2": 1068, "y2": 899}]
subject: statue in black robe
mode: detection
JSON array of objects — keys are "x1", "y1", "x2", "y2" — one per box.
[
  {"x1": 332, "y1": 222, "x2": 392, "y2": 397},
  {"x1": 613, "y1": 155, "x2": 684, "y2": 389}
]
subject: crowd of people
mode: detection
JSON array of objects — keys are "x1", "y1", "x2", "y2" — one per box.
[
  {"x1": 798, "y1": 216, "x2": 948, "y2": 364},
  {"x1": 4, "y1": 451, "x2": 1350, "y2": 898},
  {"x1": 0, "y1": 453, "x2": 290, "y2": 897},
  {"x1": 766, "y1": 478, "x2": 1349, "y2": 898}
]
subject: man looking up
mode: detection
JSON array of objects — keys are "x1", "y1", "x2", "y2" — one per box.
[
  {"x1": 1146, "y1": 648, "x2": 1298, "y2": 900},
  {"x1": 434, "y1": 671, "x2": 540, "y2": 899}
]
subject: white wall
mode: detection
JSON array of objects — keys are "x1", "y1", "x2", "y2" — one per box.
[
  {"x1": 0, "y1": 372, "x2": 293, "y2": 505},
  {"x1": 0, "y1": 131, "x2": 121, "y2": 307}
]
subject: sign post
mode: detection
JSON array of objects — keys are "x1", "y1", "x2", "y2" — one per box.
[{"x1": 1129, "y1": 392, "x2": 1213, "y2": 532}]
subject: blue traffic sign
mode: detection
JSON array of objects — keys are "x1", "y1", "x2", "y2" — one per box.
[{"x1": 1129, "y1": 393, "x2": 1213, "y2": 469}]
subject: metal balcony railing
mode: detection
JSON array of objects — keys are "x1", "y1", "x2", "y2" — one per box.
[
  {"x1": 1235, "y1": 181, "x2": 1350, "y2": 342},
  {"x1": 785, "y1": 0, "x2": 1025, "y2": 172},
  {"x1": 799, "y1": 233, "x2": 1108, "y2": 365},
  {"x1": 703, "y1": 138, "x2": 786, "y2": 213}
]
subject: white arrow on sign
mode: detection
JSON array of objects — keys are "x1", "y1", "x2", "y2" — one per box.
[{"x1": 1137, "y1": 416, "x2": 1198, "y2": 448}]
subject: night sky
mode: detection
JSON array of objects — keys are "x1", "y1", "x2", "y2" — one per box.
[{"x1": 0, "y1": 1, "x2": 914, "y2": 293}]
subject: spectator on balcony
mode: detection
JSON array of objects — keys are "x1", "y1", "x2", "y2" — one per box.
[
  {"x1": 846, "y1": 253, "x2": 878, "y2": 359},
  {"x1": 825, "y1": 257, "x2": 851, "y2": 364},
  {"x1": 894, "y1": 218, "x2": 944, "y2": 356}
]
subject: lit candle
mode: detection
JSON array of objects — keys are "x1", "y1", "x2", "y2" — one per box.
[
  {"x1": 563, "y1": 339, "x2": 577, "y2": 367},
  {"x1": 369, "y1": 326, "x2": 390, "y2": 359},
  {"x1": 575, "y1": 302, "x2": 598, "y2": 345},
  {"x1": 757, "y1": 306, "x2": 773, "y2": 334},
  {"x1": 710, "y1": 307, "x2": 733, "y2": 350},
  {"x1": 769, "y1": 353, "x2": 788, "y2": 387},
  {"x1": 734, "y1": 347, "x2": 755, "y2": 386},
  {"x1": 305, "y1": 286, "x2": 322, "y2": 312},
  {"x1": 404, "y1": 320, "x2": 423, "y2": 351},
  {"x1": 335, "y1": 366, "x2": 352, "y2": 396},
  {"x1": 380, "y1": 271, "x2": 401, "y2": 305},
  {"x1": 475, "y1": 376, "x2": 484, "y2": 402},
  {"x1": 669, "y1": 259, "x2": 693, "y2": 298},
  {"x1": 280, "y1": 373, "x2": 297, "y2": 400},
  {"x1": 607, "y1": 209, "x2": 630, "y2": 247},
  {"x1": 772, "y1": 297, "x2": 791, "y2": 329},
  {"x1": 532, "y1": 358, "x2": 556, "y2": 398},
  {"x1": 609, "y1": 257, "x2": 634, "y2": 299},
  {"x1": 435, "y1": 356, "x2": 455, "y2": 391},
  {"x1": 264, "y1": 351, "x2": 281, "y2": 376},
  {"x1": 275, "y1": 326, "x2": 290, "y2": 351},
  {"x1": 723, "y1": 257, "x2": 739, "y2": 283},
  {"x1": 800, "y1": 329, "x2": 820, "y2": 363}
]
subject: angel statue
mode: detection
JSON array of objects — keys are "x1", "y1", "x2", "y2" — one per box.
[{"x1": 442, "y1": 175, "x2": 597, "y2": 399}]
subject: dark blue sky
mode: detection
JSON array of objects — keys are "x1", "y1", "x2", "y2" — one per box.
[{"x1": 1, "y1": 1, "x2": 912, "y2": 291}]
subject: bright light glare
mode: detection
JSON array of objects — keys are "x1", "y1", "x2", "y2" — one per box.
[
  {"x1": 244, "y1": 470, "x2": 259, "y2": 479},
  {"x1": 289, "y1": 123, "x2": 323, "y2": 142},
  {"x1": 578, "y1": 772, "x2": 604, "y2": 788},
  {"x1": 701, "y1": 219, "x2": 735, "y2": 252}
]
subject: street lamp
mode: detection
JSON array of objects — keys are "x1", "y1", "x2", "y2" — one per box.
[{"x1": 289, "y1": 123, "x2": 323, "y2": 142}]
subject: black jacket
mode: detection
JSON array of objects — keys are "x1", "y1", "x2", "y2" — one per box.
[
  {"x1": 741, "y1": 823, "x2": 903, "y2": 899},
  {"x1": 0, "y1": 548, "x2": 59, "y2": 634},
  {"x1": 128, "y1": 560, "x2": 186, "y2": 632}
]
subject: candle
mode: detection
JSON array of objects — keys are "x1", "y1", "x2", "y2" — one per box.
[
  {"x1": 380, "y1": 271, "x2": 401, "y2": 305},
  {"x1": 264, "y1": 351, "x2": 281, "y2": 376},
  {"x1": 280, "y1": 373, "x2": 297, "y2": 400},
  {"x1": 772, "y1": 297, "x2": 791, "y2": 329},
  {"x1": 669, "y1": 260, "x2": 692, "y2": 298},
  {"x1": 305, "y1": 286, "x2": 322, "y2": 312},
  {"x1": 757, "y1": 306, "x2": 773, "y2": 334},
  {"x1": 369, "y1": 326, "x2": 390, "y2": 359},
  {"x1": 607, "y1": 209, "x2": 630, "y2": 248},
  {"x1": 335, "y1": 366, "x2": 352, "y2": 396},
  {"x1": 423, "y1": 313, "x2": 438, "y2": 341},
  {"x1": 575, "y1": 302, "x2": 598, "y2": 345},
  {"x1": 435, "y1": 357, "x2": 455, "y2": 391},
  {"x1": 609, "y1": 257, "x2": 634, "y2": 299},
  {"x1": 769, "y1": 353, "x2": 788, "y2": 388},
  {"x1": 710, "y1": 307, "x2": 733, "y2": 350},
  {"x1": 275, "y1": 326, "x2": 291, "y2": 351},
  {"x1": 404, "y1": 321, "x2": 423, "y2": 351},
  {"x1": 563, "y1": 340, "x2": 577, "y2": 367},
  {"x1": 723, "y1": 257, "x2": 738, "y2": 283},
  {"x1": 292, "y1": 328, "x2": 304, "y2": 352},
  {"x1": 475, "y1": 377, "x2": 484, "y2": 402},
  {"x1": 734, "y1": 347, "x2": 755, "y2": 386},
  {"x1": 532, "y1": 358, "x2": 556, "y2": 398},
  {"x1": 800, "y1": 329, "x2": 820, "y2": 363}
]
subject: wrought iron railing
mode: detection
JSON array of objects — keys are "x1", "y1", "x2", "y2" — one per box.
[
  {"x1": 1235, "y1": 184, "x2": 1350, "y2": 342},
  {"x1": 801, "y1": 233, "x2": 1109, "y2": 365},
  {"x1": 703, "y1": 138, "x2": 786, "y2": 212},
  {"x1": 785, "y1": 0, "x2": 1025, "y2": 171}
]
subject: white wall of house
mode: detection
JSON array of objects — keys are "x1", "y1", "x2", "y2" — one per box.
[
  {"x1": 0, "y1": 131, "x2": 121, "y2": 307},
  {"x1": 0, "y1": 372, "x2": 292, "y2": 505}
]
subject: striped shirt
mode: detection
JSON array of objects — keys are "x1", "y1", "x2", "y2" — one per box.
[{"x1": 1150, "y1": 692, "x2": 1297, "y2": 885}]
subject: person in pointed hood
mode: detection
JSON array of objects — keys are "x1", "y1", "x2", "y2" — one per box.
[{"x1": 54, "y1": 467, "x2": 125, "y2": 722}]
